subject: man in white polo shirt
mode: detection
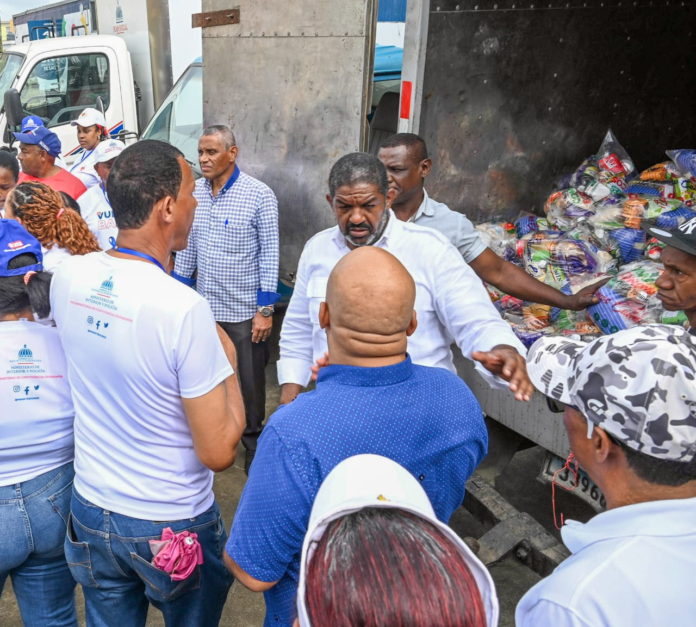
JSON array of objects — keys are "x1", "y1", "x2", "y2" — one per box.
[
  {"x1": 518, "y1": 324, "x2": 696, "y2": 627},
  {"x1": 50, "y1": 140, "x2": 245, "y2": 627},
  {"x1": 78, "y1": 138, "x2": 124, "y2": 250},
  {"x1": 278, "y1": 152, "x2": 533, "y2": 405}
]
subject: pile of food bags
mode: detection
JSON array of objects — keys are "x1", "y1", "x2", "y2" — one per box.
[{"x1": 476, "y1": 132, "x2": 696, "y2": 347}]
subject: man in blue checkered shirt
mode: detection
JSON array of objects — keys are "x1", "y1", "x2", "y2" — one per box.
[{"x1": 174, "y1": 125, "x2": 280, "y2": 474}]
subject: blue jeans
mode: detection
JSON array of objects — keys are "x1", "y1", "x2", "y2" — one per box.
[
  {"x1": 66, "y1": 489, "x2": 233, "y2": 627},
  {"x1": 0, "y1": 462, "x2": 77, "y2": 627}
]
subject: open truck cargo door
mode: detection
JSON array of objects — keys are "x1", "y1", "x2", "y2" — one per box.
[
  {"x1": 401, "y1": 0, "x2": 696, "y2": 224},
  {"x1": 199, "y1": 0, "x2": 378, "y2": 283}
]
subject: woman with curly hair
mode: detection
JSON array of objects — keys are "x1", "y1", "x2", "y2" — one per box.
[{"x1": 5, "y1": 182, "x2": 100, "y2": 272}]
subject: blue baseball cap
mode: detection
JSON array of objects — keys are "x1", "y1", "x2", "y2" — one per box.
[
  {"x1": 13, "y1": 126, "x2": 62, "y2": 158},
  {"x1": 21, "y1": 115, "x2": 44, "y2": 133},
  {"x1": 0, "y1": 219, "x2": 43, "y2": 277}
]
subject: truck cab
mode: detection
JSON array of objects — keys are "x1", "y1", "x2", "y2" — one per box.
[{"x1": 0, "y1": 35, "x2": 137, "y2": 164}]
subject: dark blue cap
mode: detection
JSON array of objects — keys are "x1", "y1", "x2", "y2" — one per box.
[
  {"x1": 13, "y1": 126, "x2": 62, "y2": 158},
  {"x1": 0, "y1": 219, "x2": 43, "y2": 277},
  {"x1": 21, "y1": 115, "x2": 44, "y2": 133}
]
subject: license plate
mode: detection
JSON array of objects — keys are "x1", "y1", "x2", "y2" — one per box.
[{"x1": 537, "y1": 451, "x2": 606, "y2": 512}]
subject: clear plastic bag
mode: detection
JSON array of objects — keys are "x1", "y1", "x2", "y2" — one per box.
[
  {"x1": 587, "y1": 261, "x2": 664, "y2": 334},
  {"x1": 667, "y1": 149, "x2": 696, "y2": 184},
  {"x1": 596, "y1": 129, "x2": 637, "y2": 180},
  {"x1": 476, "y1": 222, "x2": 517, "y2": 260},
  {"x1": 544, "y1": 189, "x2": 595, "y2": 229}
]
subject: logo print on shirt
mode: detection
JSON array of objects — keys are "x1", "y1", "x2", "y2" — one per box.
[
  {"x1": 18, "y1": 345, "x2": 33, "y2": 362},
  {"x1": 100, "y1": 276, "x2": 114, "y2": 293},
  {"x1": 87, "y1": 276, "x2": 119, "y2": 311},
  {"x1": 13, "y1": 383, "x2": 41, "y2": 402},
  {"x1": 7, "y1": 345, "x2": 45, "y2": 375},
  {"x1": 87, "y1": 317, "x2": 111, "y2": 339}
]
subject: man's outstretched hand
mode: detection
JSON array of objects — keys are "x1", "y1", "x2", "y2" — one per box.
[
  {"x1": 472, "y1": 345, "x2": 533, "y2": 402},
  {"x1": 563, "y1": 278, "x2": 610, "y2": 311}
]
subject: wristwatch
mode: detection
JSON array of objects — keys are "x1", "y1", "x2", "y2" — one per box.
[{"x1": 258, "y1": 305, "x2": 274, "y2": 317}]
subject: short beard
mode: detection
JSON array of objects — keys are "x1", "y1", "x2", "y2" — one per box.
[{"x1": 344, "y1": 210, "x2": 390, "y2": 248}]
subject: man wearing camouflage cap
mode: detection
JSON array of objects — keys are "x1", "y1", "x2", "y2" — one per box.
[{"x1": 516, "y1": 324, "x2": 696, "y2": 627}]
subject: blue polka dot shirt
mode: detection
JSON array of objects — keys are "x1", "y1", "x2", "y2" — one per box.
[{"x1": 226, "y1": 356, "x2": 488, "y2": 627}]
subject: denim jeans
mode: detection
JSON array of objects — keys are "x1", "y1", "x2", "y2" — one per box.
[
  {"x1": 0, "y1": 462, "x2": 77, "y2": 627},
  {"x1": 66, "y1": 489, "x2": 233, "y2": 627}
]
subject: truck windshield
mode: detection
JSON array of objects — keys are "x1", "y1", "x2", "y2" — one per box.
[
  {"x1": 0, "y1": 53, "x2": 24, "y2": 97},
  {"x1": 142, "y1": 64, "x2": 202, "y2": 173}
]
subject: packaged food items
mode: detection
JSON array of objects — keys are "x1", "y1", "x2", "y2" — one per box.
[
  {"x1": 544, "y1": 189, "x2": 595, "y2": 229},
  {"x1": 654, "y1": 205, "x2": 696, "y2": 229},
  {"x1": 608, "y1": 228, "x2": 646, "y2": 263},
  {"x1": 495, "y1": 294, "x2": 524, "y2": 315},
  {"x1": 639, "y1": 162, "x2": 682, "y2": 182},
  {"x1": 667, "y1": 149, "x2": 696, "y2": 184},
  {"x1": 596, "y1": 129, "x2": 637, "y2": 180},
  {"x1": 661, "y1": 309, "x2": 689, "y2": 327},
  {"x1": 511, "y1": 320, "x2": 556, "y2": 349},
  {"x1": 587, "y1": 261, "x2": 663, "y2": 334},
  {"x1": 644, "y1": 237, "x2": 666, "y2": 261},
  {"x1": 514, "y1": 214, "x2": 553, "y2": 237},
  {"x1": 476, "y1": 222, "x2": 517, "y2": 261}
]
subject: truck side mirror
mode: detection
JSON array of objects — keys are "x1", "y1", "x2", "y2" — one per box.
[
  {"x1": 4, "y1": 89, "x2": 23, "y2": 130},
  {"x1": 96, "y1": 96, "x2": 105, "y2": 115}
]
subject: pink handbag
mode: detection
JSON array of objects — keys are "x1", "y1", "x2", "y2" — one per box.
[{"x1": 149, "y1": 528, "x2": 204, "y2": 581}]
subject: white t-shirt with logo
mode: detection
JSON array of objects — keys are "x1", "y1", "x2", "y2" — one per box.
[
  {"x1": 78, "y1": 184, "x2": 118, "y2": 250},
  {"x1": 50, "y1": 252, "x2": 234, "y2": 520},
  {"x1": 0, "y1": 321, "x2": 74, "y2": 486},
  {"x1": 41, "y1": 244, "x2": 72, "y2": 274},
  {"x1": 69, "y1": 149, "x2": 100, "y2": 189}
]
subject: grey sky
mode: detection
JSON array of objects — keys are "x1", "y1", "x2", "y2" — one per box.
[{"x1": 1, "y1": 0, "x2": 52, "y2": 20}]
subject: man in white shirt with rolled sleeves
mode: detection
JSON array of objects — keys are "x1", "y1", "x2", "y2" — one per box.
[{"x1": 278, "y1": 152, "x2": 533, "y2": 406}]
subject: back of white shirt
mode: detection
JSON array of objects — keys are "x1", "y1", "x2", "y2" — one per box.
[
  {"x1": 516, "y1": 499, "x2": 696, "y2": 627},
  {"x1": 0, "y1": 321, "x2": 74, "y2": 485},
  {"x1": 78, "y1": 184, "x2": 118, "y2": 250},
  {"x1": 41, "y1": 244, "x2": 72, "y2": 274},
  {"x1": 50, "y1": 252, "x2": 234, "y2": 519}
]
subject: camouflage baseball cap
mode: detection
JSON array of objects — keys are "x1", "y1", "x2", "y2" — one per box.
[{"x1": 527, "y1": 324, "x2": 696, "y2": 462}]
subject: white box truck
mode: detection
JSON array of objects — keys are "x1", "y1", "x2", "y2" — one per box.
[{"x1": 2, "y1": 0, "x2": 202, "y2": 162}]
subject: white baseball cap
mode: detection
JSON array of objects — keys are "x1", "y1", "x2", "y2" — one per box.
[
  {"x1": 71, "y1": 107, "x2": 107, "y2": 129},
  {"x1": 296, "y1": 454, "x2": 499, "y2": 627},
  {"x1": 93, "y1": 139, "x2": 126, "y2": 164}
]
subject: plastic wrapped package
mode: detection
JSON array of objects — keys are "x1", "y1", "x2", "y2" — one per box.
[
  {"x1": 514, "y1": 214, "x2": 553, "y2": 237},
  {"x1": 654, "y1": 205, "x2": 696, "y2": 229},
  {"x1": 667, "y1": 149, "x2": 696, "y2": 184},
  {"x1": 520, "y1": 232, "x2": 615, "y2": 281},
  {"x1": 476, "y1": 222, "x2": 517, "y2": 261},
  {"x1": 570, "y1": 157, "x2": 613, "y2": 201},
  {"x1": 608, "y1": 228, "x2": 646, "y2": 263},
  {"x1": 596, "y1": 129, "x2": 637, "y2": 180},
  {"x1": 661, "y1": 309, "x2": 689, "y2": 328},
  {"x1": 639, "y1": 161, "x2": 682, "y2": 182},
  {"x1": 645, "y1": 237, "x2": 666, "y2": 261},
  {"x1": 511, "y1": 320, "x2": 556, "y2": 349},
  {"x1": 495, "y1": 294, "x2": 524, "y2": 315},
  {"x1": 587, "y1": 261, "x2": 664, "y2": 334},
  {"x1": 621, "y1": 196, "x2": 682, "y2": 229},
  {"x1": 544, "y1": 188, "x2": 595, "y2": 229}
]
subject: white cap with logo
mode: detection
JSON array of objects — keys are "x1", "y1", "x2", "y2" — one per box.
[
  {"x1": 93, "y1": 139, "x2": 126, "y2": 164},
  {"x1": 296, "y1": 454, "x2": 499, "y2": 626},
  {"x1": 71, "y1": 107, "x2": 107, "y2": 129}
]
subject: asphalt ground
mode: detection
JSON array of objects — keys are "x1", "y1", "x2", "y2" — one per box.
[{"x1": 1, "y1": 364, "x2": 596, "y2": 627}]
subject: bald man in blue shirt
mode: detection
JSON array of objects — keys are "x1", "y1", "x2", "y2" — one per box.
[{"x1": 224, "y1": 246, "x2": 488, "y2": 627}]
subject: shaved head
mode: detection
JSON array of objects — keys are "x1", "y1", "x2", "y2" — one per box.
[{"x1": 321, "y1": 248, "x2": 417, "y2": 361}]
